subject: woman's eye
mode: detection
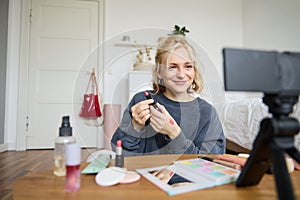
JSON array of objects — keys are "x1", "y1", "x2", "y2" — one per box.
[
  {"x1": 168, "y1": 65, "x2": 177, "y2": 70},
  {"x1": 185, "y1": 65, "x2": 193, "y2": 69}
]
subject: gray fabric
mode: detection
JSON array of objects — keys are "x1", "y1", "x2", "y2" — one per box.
[{"x1": 111, "y1": 91, "x2": 225, "y2": 156}]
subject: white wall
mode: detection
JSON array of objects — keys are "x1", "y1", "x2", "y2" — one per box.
[
  {"x1": 5, "y1": 0, "x2": 21, "y2": 150},
  {"x1": 102, "y1": 0, "x2": 300, "y2": 110},
  {"x1": 0, "y1": 0, "x2": 9, "y2": 150},
  {"x1": 242, "y1": 0, "x2": 300, "y2": 52},
  {"x1": 103, "y1": 0, "x2": 243, "y2": 110},
  {"x1": 239, "y1": 0, "x2": 300, "y2": 99}
]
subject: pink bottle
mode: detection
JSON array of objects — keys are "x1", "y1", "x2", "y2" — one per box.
[{"x1": 65, "y1": 143, "x2": 81, "y2": 192}]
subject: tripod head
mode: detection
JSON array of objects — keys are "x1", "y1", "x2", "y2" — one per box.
[{"x1": 263, "y1": 94, "x2": 299, "y2": 117}]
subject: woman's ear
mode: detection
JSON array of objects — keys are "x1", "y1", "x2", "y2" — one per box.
[
  {"x1": 157, "y1": 73, "x2": 162, "y2": 80},
  {"x1": 156, "y1": 68, "x2": 162, "y2": 80}
]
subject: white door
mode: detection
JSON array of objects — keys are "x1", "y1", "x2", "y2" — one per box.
[{"x1": 27, "y1": 0, "x2": 100, "y2": 149}]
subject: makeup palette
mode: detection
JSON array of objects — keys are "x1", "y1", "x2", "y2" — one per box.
[{"x1": 173, "y1": 158, "x2": 240, "y2": 184}]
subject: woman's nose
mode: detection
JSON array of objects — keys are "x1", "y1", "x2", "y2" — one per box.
[{"x1": 176, "y1": 67, "x2": 185, "y2": 77}]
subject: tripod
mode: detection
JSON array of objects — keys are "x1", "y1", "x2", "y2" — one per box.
[{"x1": 236, "y1": 94, "x2": 300, "y2": 200}]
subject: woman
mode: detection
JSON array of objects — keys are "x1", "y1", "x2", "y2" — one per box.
[{"x1": 111, "y1": 35, "x2": 225, "y2": 156}]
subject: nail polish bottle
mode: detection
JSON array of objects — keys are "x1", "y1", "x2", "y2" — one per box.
[
  {"x1": 65, "y1": 143, "x2": 81, "y2": 192},
  {"x1": 115, "y1": 140, "x2": 124, "y2": 168}
]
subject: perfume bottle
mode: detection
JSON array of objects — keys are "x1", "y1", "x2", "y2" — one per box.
[{"x1": 53, "y1": 116, "x2": 76, "y2": 176}]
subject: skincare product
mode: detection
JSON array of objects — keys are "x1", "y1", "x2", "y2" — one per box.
[
  {"x1": 81, "y1": 154, "x2": 111, "y2": 174},
  {"x1": 53, "y1": 116, "x2": 76, "y2": 176},
  {"x1": 65, "y1": 143, "x2": 81, "y2": 192}
]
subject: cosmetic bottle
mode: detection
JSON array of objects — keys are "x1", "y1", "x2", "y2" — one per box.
[
  {"x1": 115, "y1": 140, "x2": 124, "y2": 168},
  {"x1": 65, "y1": 143, "x2": 81, "y2": 192},
  {"x1": 53, "y1": 116, "x2": 76, "y2": 176}
]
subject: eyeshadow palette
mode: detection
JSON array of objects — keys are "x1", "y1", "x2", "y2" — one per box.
[
  {"x1": 173, "y1": 158, "x2": 239, "y2": 185},
  {"x1": 136, "y1": 158, "x2": 240, "y2": 196}
]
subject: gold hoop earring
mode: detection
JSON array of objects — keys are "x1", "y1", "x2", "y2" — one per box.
[{"x1": 192, "y1": 83, "x2": 196, "y2": 89}]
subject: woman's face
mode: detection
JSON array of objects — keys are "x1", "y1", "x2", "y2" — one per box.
[{"x1": 159, "y1": 47, "x2": 195, "y2": 99}]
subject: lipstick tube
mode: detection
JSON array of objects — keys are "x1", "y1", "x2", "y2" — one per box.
[{"x1": 115, "y1": 140, "x2": 124, "y2": 168}]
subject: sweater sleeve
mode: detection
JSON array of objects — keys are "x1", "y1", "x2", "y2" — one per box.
[{"x1": 166, "y1": 102, "x2": 226, "y2": 155}]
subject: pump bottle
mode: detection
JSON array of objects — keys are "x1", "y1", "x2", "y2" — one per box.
[{"x1": 53, "y1": 116, "x2": 76, "y2": 176}]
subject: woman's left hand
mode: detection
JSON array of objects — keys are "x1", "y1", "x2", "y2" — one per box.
[{"x1": 149, "y1": 103, "x2": 181, "y2": 139}]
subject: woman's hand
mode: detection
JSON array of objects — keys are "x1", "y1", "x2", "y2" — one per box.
[
  {"x1": 149, "y1": 103, "x2": 181, "y2": 139},
  {"x1": 131, "y1": 99, "x2": 154, "y2": 130}
]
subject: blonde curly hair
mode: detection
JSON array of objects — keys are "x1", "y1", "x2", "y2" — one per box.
[{"x1": 152, "y1": 35, "x2": 204, "y2": 94}]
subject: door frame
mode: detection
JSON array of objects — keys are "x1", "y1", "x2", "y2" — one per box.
[{"x1": 16, "y1": 0, "x2": 105, "y2": 150}]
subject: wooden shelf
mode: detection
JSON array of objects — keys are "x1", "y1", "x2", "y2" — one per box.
[{"x1": 115, "y1": 42, "x2": 156, "y2": 48}]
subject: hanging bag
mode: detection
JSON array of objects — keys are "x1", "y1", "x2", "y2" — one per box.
[{"x1": 79, "y1": 72, "x2": 102, "y2": 118}]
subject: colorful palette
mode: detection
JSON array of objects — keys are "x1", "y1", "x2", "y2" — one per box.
[{"x1": 174, "y1": 158, "x2": 240, "y2": 184}]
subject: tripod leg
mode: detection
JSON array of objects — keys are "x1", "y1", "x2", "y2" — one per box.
[
  {"x1": 269, "y1": 141, "x2": 295, "y2": 200},
  {"x1": 286, "y1": 147, "x2": 300, "y2": 164},
  {"x1": 236, "y1": 118, "x2": 272, "y2": 187}
]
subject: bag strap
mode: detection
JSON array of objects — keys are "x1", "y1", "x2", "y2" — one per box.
[
  {"x1": 85, "y1": 71, "x2": 99, "y2": 94},
  {"x1": 92, "y1": 72, "x2": 99, "y2": 95},
  {"x1": 84, "y1": 73, "x2": 93, "y2": 93}
]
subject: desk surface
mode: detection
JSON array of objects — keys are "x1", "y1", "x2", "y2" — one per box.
[{"x1": 13, "y1": 154, "x2": 300, "y2": 200}]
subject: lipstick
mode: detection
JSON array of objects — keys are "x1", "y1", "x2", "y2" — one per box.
[
  {"x1": 144, "y1": 91, "x2": 157, "y2": 109},
  {"x1": 115, "y1": 140, "x2": 124, "y2": 168}
]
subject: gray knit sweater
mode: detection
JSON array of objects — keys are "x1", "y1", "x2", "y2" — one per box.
[{"x1": 111, "y1": 91, "x2": 225, "y2": 156}]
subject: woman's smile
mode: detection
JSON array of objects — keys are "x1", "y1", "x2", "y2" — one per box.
[{"x1": 173, "y1": 80, "x2": 187, "y2": 85}]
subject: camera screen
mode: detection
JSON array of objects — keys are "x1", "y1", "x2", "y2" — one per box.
[
  {"x1": 223, "y1": 48, "x2": 280, "y2": 93},
  {"x1": 280, "y1": 52, "x2": 300, "y2": 93},
  {"x1": 223, "y1": 48, "x2": 300, "y2": 95}
]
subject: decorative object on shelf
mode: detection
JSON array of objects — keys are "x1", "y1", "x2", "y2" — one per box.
[
  {"x1": 135, "y1": 48, "x2": 143, "y2": 63},
  {"x1": 133, "y1": 45, "x2": 155, "y2": 71},
  {"x1": 170, "y1": 25, "x2": 190, "y2": 36},
  {"x1": 122, "y1": 35, "x2": 131, "y2": 42},
  {"x1": 115, "y1": 35, "x2": 156, "y2": 48},
  {"x1": 115, "y1": 41, "x2": 156, "y2": 48}
]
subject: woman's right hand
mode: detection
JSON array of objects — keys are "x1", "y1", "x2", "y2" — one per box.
[{"x1": 131, "y1": 99, "x2": 154, "y2": 130}]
